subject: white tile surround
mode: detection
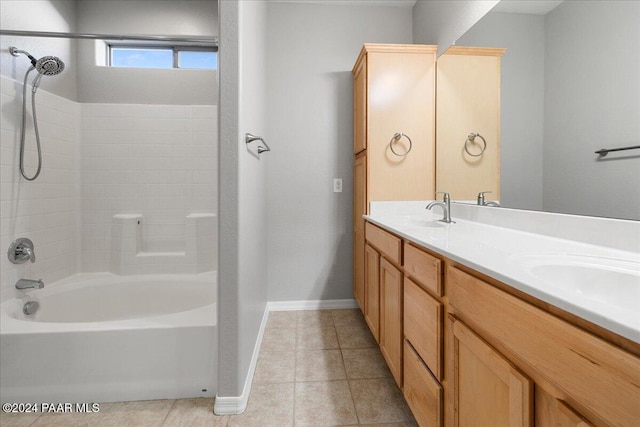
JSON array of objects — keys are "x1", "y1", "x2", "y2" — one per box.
[
  {"x1": 1, "y1": 75, "x2": 81, "y2": 301},
  {"x1": 0, "y1": 75, "x2": 217, "y2": 300},
  {"x1": 81, "y1": 103, "x2": 217, "y2": 272}
]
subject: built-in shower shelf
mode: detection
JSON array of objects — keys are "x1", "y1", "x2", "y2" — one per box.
[{"x1": 110, "y1": 213, "x2": 217, "y2": 275}]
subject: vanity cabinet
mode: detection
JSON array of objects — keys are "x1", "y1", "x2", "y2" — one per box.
[
  {"x1": 360, "y1": 219, "x2": 640, "y2": 427},
  {"x1": 447, "y1": 265, "x2": 640, "y2": 427},
  {"x1": 436, "y1": 47, "x2": 505, "y2": 200},
  {"x1": 365, "y1": 222, "x2": 404, "y2": 387},
  {"x1": 352, "y1": 44, "x2": 436, "y2": 314}
]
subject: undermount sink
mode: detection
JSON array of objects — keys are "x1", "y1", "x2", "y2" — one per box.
[{"x1": 510, "y1": 253, "x2": 640, "y2": 310}]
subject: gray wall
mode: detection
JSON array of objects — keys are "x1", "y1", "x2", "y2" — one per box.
[
  {"x1": 543, "y1": 0, "x2": 640, "y2": 220},
  {"x1": 76, "y1": 0, "x2": 217, "y2": 104},
  {"x1": 217, "y1": 0, "x2": 268, "y2": 398},
  {"x1": 457, "y1": 12, "x2": 545, "y2": 211},
  {"x1": 0, "y1": 0, "x2": 78, "y2": 100},
  {"x1": 412, "y1": 0, "x2": 499, "y2": 55},
  {"x1": 265, "y1": 3, "x2": 412, "y2": 302}
]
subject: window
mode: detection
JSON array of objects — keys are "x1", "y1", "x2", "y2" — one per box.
[{"x1": 109, "y1": 45, "x2": 217, "y2": 69}]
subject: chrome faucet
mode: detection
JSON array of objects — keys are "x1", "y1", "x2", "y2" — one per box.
[
  {"x1": 15, "y1": 278, "x2": 44, "y2": 290},
  {"x1": 477, "y1": 191, "x2": 501, "y2": 207},
  {"x1": 426, "y1": 192, "x2": 455, "y2": 223}
]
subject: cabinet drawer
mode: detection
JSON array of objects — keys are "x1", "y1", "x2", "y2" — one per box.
[
  {"x1": 404, "y1": 277, "x2": 443, "y2": 380},
  {"x1": 448, "y1": 265, "x2": 640, "y2": 427},
  {"x1": 404, "y1": 340, "x2": 442, "y2": 427},
  {"x1": 365, "y1": 222, "x2": 402, "y2": 265},
  {"x1": 403, "y1": 243, "x2": 442, "y2": 297}
]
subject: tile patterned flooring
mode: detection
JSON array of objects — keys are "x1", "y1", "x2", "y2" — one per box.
[{"x1": 1, "y1": 309, "x2": 416, "y2": 426}]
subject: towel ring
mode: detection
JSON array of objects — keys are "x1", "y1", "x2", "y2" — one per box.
[
  {"x1": 464, "y1": 133, "x2": 486, "y2": 157},
  {"x1": 389, "y1": 132, "x2": 412, "y2": 157}
]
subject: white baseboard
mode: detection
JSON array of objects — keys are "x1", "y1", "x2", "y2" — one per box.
[
  {"x1": 213, "y1": 302, "x2": 270, "y2": 415},
  {"x1": 267, "y1": 298, "x2": 358, "y2": 311},
  {"x1": 213, "y1": 298, "x2": 358, "y2": 414}
]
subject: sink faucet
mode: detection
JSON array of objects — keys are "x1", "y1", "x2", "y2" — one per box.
[
  {"x1": 426, "y1": 192, "x2": 455, "y2": 223},
  {"x1": 477, "y1": 191, "x2": 501, "y2": 207},
  {"x1": 15, "y1": 278, "x2": 44, "y2": 290}
]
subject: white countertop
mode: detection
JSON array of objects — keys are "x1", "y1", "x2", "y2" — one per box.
[{"x1": 365, "y1": 202, "x2": 640, "y2": 343}]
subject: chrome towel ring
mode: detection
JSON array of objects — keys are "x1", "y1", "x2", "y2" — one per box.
[
  {"x1": 464, "y1": 133, "x2": 486, "y2": 157},
  {"x1": 389, "y1": 132, "x2": 412, "y2": 157}
]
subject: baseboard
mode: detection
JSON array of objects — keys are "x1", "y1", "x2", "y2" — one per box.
[
  {"x1": 267, "y1": 298, "x2": 359, "y2": 311},
  {"x1": 213, "y1": 298, "x2": 358, "y2": 414},
  {"x1": 213, "y1": 302, "x2": 270, "y2": 415}
]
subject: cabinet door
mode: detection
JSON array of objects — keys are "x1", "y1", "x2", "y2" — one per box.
[
  {"x1": 353, "y1": 58, "x2": 367, "y2": 154},
  {"x1": 452, "y1": 319, "x2": 532, "y2": 427},
  {"x1": 353, "y1": 154, "x2": 366, "y2": 311},
  {"x1": 535, "y1": 387, "x2": 594, "y2": 427},
  {"x1": 364, "y1": 243, "x2": 380, "y2": 342},
  {"x1": 404, "y1": 340, "x2": 443, "y2": 427},
  {"x1": 380, "y1": 257, "x2": 403, "y2": 387}
]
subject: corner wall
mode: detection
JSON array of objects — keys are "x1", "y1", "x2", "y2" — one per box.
[{"x1": 216, "y1": 0, "x2": 268, "y2": 408}]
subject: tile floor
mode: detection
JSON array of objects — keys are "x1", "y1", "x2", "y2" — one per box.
[{"x1": 1, "y1": 309, "x2": 417, "y2": 426}]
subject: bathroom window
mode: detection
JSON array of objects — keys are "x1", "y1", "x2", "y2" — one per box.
[{"x1": 109, "y1": 45, "x2": 217, "y2": 69}]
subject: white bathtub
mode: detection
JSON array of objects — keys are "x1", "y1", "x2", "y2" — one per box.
[{"x1": 0, "y1": 272, "x2": 217, "y2": 404}]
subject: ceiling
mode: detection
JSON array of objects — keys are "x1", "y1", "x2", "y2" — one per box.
[{"x1": 492, "y1": 0, "x2": 564, "y2": 15}]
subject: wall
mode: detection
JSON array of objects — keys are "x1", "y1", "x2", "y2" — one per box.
[
  {"x1": 0, "y1": 0, "x2": 77, "y2": 101},
  {"x1": 216, "y1": 0, "x2": 269, "y2": 406},
  {"x1": 80, "y1": 103, "x2": 217, "y2": 272},
  {"x1": 543, "y1": 0, "x2": 640, "y2": 220},
  {"x1": 456, "y1": 12, "x2": 545, "y2": 211},
  {"x1": 0, "y1": 0, "x2": 80, "y2": 300},
  {"x1": 75, "y1": 0, "x2": 217, "y2": 104},
  {"x1": 0, "y1": 75, "x2": 80, "y2": 301},
  {"x1": 265, "y1": 3, "x2": 412, "y2": 302},
  {"x1": 412, "y1": 0, "x2": 499, "y2": 55}
]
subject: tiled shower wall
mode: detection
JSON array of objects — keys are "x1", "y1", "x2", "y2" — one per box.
[
  {"x1": 80, "y1": 103, "x2": 217, "y2": 272},
  {"x1": 0, "y1": 75, "x2": 81, "y2": 299},
  {"x1": 1, "y1": 75, "x2": 217, "y2": 297}
]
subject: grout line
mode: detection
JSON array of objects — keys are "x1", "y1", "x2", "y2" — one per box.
[{"x1": 159, "y1": 399, "x2": 178, "y2": 426}]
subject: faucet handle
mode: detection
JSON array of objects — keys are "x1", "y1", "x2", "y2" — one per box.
[
  {"x1": 435, "y1": 191, "x2": 450, "y2": 202},
  {"x1": 477, "y1": 191, "x2": 492, "y2": 205}
]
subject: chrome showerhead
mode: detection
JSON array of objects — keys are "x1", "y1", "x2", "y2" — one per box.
[
  {"x1": 35, "y1": 56, "x2": 65, "y2": 76},
  {"x1": 9, "y1": 46, "x2": 65, "y2": 75}
]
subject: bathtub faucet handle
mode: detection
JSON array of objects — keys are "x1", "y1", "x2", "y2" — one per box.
[{"x1": 8, "y1": 238, "x2": 36, "y2": 264}]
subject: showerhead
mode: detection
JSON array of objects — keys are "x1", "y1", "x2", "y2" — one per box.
[
  {"x1": 35, "y1": 56, "x2": 65, "y2": 76},
  {"x1": 9, "y1": 46, "x2": 65, "y2": 75}
]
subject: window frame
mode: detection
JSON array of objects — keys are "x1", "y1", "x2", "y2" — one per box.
[{"x1": 108, "y1": 43, "x2": 218, "y2": 69}]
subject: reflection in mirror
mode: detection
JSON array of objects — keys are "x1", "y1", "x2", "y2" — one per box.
[{"x1": 451, "y1": 0, "x2": 639, "y2": 220}]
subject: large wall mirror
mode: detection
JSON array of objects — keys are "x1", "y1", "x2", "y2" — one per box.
[{"x1": 447, "y1": 0, "x2": 639, "y2": 220}]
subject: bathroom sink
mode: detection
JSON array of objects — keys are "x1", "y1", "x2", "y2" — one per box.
[{"x1": 511, "y1": 253, "x2": 640, "y2": 310}]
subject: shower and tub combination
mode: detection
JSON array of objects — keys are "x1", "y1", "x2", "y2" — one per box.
[{"x1": 0, "y1": 24, "x2": 219, "y2": 404}]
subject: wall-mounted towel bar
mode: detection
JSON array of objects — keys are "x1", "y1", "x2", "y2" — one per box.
[
  {"x1": 245, "y1": 133, "x2": 271, "y2": 155},
  {"x1": 595, "y1": 145, "x2": 640, "y2": 157}
]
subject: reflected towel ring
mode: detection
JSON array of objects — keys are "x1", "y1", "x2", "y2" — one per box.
[
  {"x1": 389, "y1": 132, "x2": 412, "y2": 157},
  {"x1": 464, "y1": 133, "x2": 486, "y2": 157}
]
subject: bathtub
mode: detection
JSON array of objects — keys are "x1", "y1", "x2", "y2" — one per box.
[{"x1": 0, "y1": 272, "x2": 217, "y2": 404}]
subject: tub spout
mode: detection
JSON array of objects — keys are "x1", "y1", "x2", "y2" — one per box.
[{"x1": 16, "y1": 278, "x2": 44, "y2": 290}]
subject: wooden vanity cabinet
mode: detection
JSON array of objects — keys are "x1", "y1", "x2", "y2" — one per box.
[
  {"x1": 447, "y1": 264, "x2": 640, "y2": 427},
  {"x1": 365, "y1": 222, "x2": 404, "y2": 387}
]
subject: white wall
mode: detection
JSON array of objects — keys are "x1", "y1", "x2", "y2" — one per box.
[
  {"x1": 456, "y1": 12, "x2": 545, "y2": 211},
  {"x1": 543, "y1": 0, "x2": 640, "y2": 220},
  {"x1": 0, "y1": 0, "x2": 78, "y2": 100},
  {"x1": 75, "y1": 0, "x2": 217, "y2": 104},
  {"x1": 412, "y1": 0, "x2": 499, "y2": 55},
  {"x1": 217, "y1": 0, "x2": 268, "y2": 403},
  {"x1": 265, "y1": 3, "x2": 412, "y2": 302},
  {"x1": 0, "y1": 75, "x2": 80, "y2": 301}
]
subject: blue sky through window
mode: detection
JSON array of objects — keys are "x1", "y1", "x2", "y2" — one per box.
[
  {"x1": 112, "y1": 48, "x2": 173, "y2": 68},
  {"x1": 178, "y1": 51, "x2": 217, "y2": 69}
]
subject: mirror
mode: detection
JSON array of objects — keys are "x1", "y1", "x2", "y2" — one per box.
[{"x1": 445, "y1": 0, "x2": 639, "y2": 220}]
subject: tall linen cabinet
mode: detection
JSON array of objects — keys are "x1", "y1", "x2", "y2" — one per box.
[{"x1": 352, "y1": 44, "x2": 436, "y2": 334}]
